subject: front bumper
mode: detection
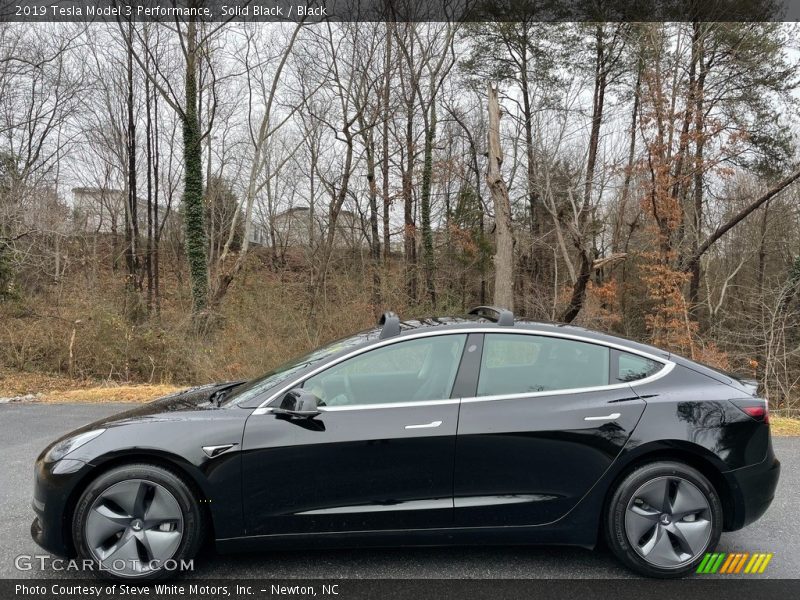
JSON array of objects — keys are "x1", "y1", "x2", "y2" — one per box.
[
  {"x1": 723, "y1": 455, "x2": 780, "y2": 531},
  {"x1": 31, "y1": 457, "x2": 89, "y2": 557}
]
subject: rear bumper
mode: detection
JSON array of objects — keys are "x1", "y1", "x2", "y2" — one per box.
[{"x1": 723, "y1": 455, "x2": 780, "y2": 531}]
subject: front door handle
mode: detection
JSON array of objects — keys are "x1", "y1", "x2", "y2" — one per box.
[
  {"x1": 405, "y1": 420, "x2": 442, "y2": 429},
  {"x1": 583, "y1": 413, "x2": 621, "y2": 422}
]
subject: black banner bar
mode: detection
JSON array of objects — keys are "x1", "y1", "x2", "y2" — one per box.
[
  {"x1": 4, "y1": 579, "x2": 800, "y2": 600},
  {"x1": 2, "y1": 0, "x2": 800, "y2": 23}
]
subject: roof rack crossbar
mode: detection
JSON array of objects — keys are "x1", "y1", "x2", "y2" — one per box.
[
  {"x1": 378, "y1": 311, "x2": 401, "y2": 339},
  {"x1": 468, "y1": 305, "x2": 515, "y2": 326}
]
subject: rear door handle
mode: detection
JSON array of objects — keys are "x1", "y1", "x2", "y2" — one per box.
[
  {"x1": 583, "y1": 413, "x2": 621, "y2": 422},
  {"x1": 405, "y1": 420, "x2": 442, "y2": 429}
]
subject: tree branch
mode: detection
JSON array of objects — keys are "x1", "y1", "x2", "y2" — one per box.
[{"x1": 685, "y1": 167, "x2": 800, "y2": 270}]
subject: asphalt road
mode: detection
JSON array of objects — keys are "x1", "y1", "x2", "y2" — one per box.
[{"x1": 1, "y1": 402, "x2": 798, "y2": 579}]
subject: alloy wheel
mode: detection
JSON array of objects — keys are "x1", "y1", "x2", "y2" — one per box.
[
  {"x1": 624, "y1": 475, "x2": 712, "y2": 569},
  {"x1": 84, "y1": 479, "x2": 184, "y2": 577}
]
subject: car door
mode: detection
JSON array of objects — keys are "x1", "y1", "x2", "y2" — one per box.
[
  {"x1": 454, "y1": 332, "x2": 649, "y2": 527},
  {"x1": 241, "y1": 333, "x2": 468, "y2": 536}
]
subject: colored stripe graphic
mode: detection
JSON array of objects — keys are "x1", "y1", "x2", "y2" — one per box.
[
  {"x1": 704, "y1": 553, "x2": 721, "y2": 573},
  {"x1": 696, "y1": 554, "x2": 712, "y2": 573},
  {"x1": 720, "y1": 553, "x2": 737, "y2": 573},
  {"x1": 752, "y1": 554, "x2": 767, "y2": 573},
  {"x1": 745, "y1": 554, "x2": 760, "y2": 573},
  {"x1": 711, "y1": 553, "x2": 726, "y2": 573},
  {"x1": 696, "y1": 552, "x2": 772, "y2": 574},
  {"x1": 758, "y1": 554, "x2": 773, "y2": 573},
  {"x1": 734, "y1": 553, "x2": 749, "y2": 573},
  {"x1": 706, "y1": 553, "x2": 723, "y2": 573}
]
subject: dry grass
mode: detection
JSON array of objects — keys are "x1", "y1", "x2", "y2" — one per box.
[
  {"x1": 770, "y1": 416, "x2": 800, "y2": 437},
  {"x1": 0, "y1": 251, "x2": 384, "y2": 386},
  {"x1": 0, "y1": 369, "x2": 91, "y2": 396},
  {"x1": 0, "y1": 370, "x2": 182, "y2": 403},
  {"x1": 39, "y1": 383, "x2": 183, "y2": 404}
]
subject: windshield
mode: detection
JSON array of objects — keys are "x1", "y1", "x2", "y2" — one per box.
[{"x1": 226, "y1": 330, "x2": 378, "y2": 406}]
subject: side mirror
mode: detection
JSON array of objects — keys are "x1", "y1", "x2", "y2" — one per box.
[{"x1": 272, "y1": 388, "x2": 321, "y2": 418}]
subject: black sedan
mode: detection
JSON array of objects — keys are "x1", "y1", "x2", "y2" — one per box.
[{"x1": 31, "y1": 306, "x2": 780, "y2": 579}]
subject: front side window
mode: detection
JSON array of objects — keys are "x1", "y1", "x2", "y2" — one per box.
[
  {"x1": 477, "y1": 334, "x2": 610, "y2": 396},
  {"x1": 304, "y1": 334, "x2": 467, "y2": 407},
  {"x1": 227, "y1": 332, "x2": 375, "y2": 405}
]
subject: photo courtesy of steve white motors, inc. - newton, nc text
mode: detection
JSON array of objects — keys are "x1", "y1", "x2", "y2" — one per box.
[{"x1": 2, "y1": 0, "x2": 800, "y2": 599}]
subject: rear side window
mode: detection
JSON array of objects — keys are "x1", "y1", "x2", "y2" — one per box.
[
  {"x1": 614, "y1": 352, "x2": 662, "y2": 383},
  {"x1": 477, "y1": 334, "x2": 609, "y2": 396}
]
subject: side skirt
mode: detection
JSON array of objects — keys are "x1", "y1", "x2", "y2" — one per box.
[{"x1": 215, "y1": 523, "x2": 597, "y2": 554}]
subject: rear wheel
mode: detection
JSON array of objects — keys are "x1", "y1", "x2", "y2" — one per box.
[
  {"x1": 72, "y1": 464, "x2": 204, "y2": 580},
  {"x1": 605, "y1": 461, "x2": 722, "y2": 578}
]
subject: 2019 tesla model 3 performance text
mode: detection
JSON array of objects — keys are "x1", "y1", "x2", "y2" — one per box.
[{"x1": 31, "y1": 306, "x2": 780, "y2": 579}]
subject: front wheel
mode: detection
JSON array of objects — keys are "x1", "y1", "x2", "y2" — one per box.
[
  {"x1": 605, "y1": 461, "x2": 722, "y2": 578},
  {"x1": 72, "y1": 463, "x2": 204, "y2": 580}
]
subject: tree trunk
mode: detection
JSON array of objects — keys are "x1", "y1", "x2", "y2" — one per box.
[
  {"x1": 755, "y1": 200, "x2": 770, "y2": 379},
  {"x1": 145, "y1": 42, "x2": 154, "y2": 314},
  {"x1": 364, "y1": 127, "x2": 382, "y2": 312},
  {"x1": 125, "y1": 19, "x2": 140, "y2": 293},
  {"x1": 486, "y1": 84, "x2": 514, "y2": 311},
  {"x1": 519, "y1": 39, "x2": 541, "y2": 275},
  {"x1": 615, "y1": 63, "x2": 640, "y2": 319},
  {"x1": 688, "y1": 22, "x2": 707, "y2": 311},
  {"x1": 419, "y1": 101, "x2": 437, "y2": 308},
  {"x1": 310, "y1": 127, "x2": 356, "y2": 323},
  {"x1": 479, "y1": 211, "x2": 487, "y2": 304},
  {"x1": 612, "y1": 59, "x2": 641, "y2": 255},
  {"x1": 757, "y1": 201, "x2": 770, "y2": 295},
  {"x1": 183, "y1": 13, "x2": 209, "y2": 314},
  {"x1": 561, "y1": 25, "x2": 608, "y2": 323},
  {"x1": 382, "y1": 23, "x2": 392, "y2": 264},
  {"x1": 153, "y1": 89, "x2": 161, "y2": 315},
  {"x1": 670, "y1": 23, "x2": 699, "y2": 207},
  {"x1": 520, "y1": 56, "x2": 535, "y2": 227},
  {"x1": 402, "y1": 103, "x2": 417, "y2": 302}
]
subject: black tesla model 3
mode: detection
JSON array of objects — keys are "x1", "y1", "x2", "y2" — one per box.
[{"x1": 31, "y1": 306, "x2": 779, "y2": 579}]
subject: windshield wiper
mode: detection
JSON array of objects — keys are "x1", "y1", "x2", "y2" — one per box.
[{"x1": 209, "y1": 388, "x2": 230, "y2": 407}]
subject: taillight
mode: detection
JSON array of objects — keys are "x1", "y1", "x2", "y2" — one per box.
[
  {"x1": 730, "y1": 399, "x2": 769, "y2": 424},
  {"x1": 742, "y1": 406, "x2": 768, "y2": 422}
]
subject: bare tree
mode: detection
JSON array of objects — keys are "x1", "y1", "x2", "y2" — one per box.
[
  {"x1": 209, "y1": 21, "x2": 305, "y2": 308},
  {"x1": 486, "y1": 83, "x2": 514, "y2": 310}
]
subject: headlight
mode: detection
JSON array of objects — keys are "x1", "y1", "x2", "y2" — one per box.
[{"x1": 44, "y1": 429, "x2": 105, "y2": 463}]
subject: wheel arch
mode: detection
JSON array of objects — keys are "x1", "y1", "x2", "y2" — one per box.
[
  {"x1": 62, "y1": 451, "x2": 215, "y2": 556},
  {"x1": 602, "y1": 442, "x2": 735, "y2": 533}
]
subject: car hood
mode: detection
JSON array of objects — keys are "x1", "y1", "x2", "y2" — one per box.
[{"x1": 55, "y1": 381, "x2": 246, "y2": 440}]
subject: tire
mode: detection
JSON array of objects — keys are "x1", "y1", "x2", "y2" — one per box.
[
  {"x1": 72, "y1": 463, "x2": 204, "y2": 580},
  {"x1": 605, "y1": 460, "x2": 722, "y2": 578}
]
